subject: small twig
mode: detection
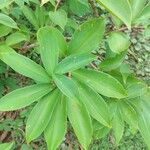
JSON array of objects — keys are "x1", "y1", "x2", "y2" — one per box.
[
  {"x1": 118, "y1": 26, "x2": 145, "y2": 32},
  {"x1": 0, "y1": 112, "x2": 5, "y2": 119},
  {"x1": 22, "y1": 43, "x2": 39, "y2": 50},
  {"x1": 31, "y1": 143, "x2": 39, "y2": 149},
  {"x1": 20, "y1": 43, "x2": 39, "y2": 53},
  {"x1": 93, "y1": 51, "x2": 104, "y2": 61},
  {"x1": 65, "y1": 130, "x2": 73, "y2": 149},
  {"x1": 88, "y1": 0, "x2": 99, "y2": 17},
  {"x1": 68, "y1": 72, "x2": 72, "y2": 78},
  {"x1": 105, "y1": 26, "x2": 145, "y2": 36},
  {"x1": 128, "y1": 50, "x2": 138, "y2": 63},
  {"x1": 55, "y1": 0, "x2": 62, "y2": 11},
  {"x1": 90, "y1": 62, "x2": 98, "y2": 70},
  {"x1": 65, "y1": 37, "x2": 72, "y2": 41},
  {"x1": 5, "y1": 65, "x2": 9, "y2": 78},
  {"x1": 0, "y1": 131, "x2": 10, "y2": 141},
  {"x1": 109, "y1": 134, "x2": 115, "y2": 145},
  {"x1": 117, "y1": 26, "x2": 128, "y2": 32}
]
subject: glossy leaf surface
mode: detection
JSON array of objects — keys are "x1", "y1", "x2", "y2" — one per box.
[
  {"x1": 68, "y1": 0, "x2": 91, "y2": 16},
  {"x1": 26, "y1": 89, "x2": 60, "y2": 143},
  {"x1": 0, "y1": 0, "x2": 14, "y2": 9},
  {"x1": 97, "y1": 0, "x2": 132, "y2": 28},
  {"x1": 0, "y1": 25, "x2": 12, "y2": 37},
  {"x1": 130, "y1": 0, "x2": 147, "y2": 20},
  {"x1": 22, "y1": 5, "x2": 39, "y2": 30},
  {"x1": 137, "y1": 3, "x2": 150, "y2": 21},
  {"x1": 0, "y1": 13, "x2": 18, "y2": 29},
  {"x1": 77, "y1": 81, "x2": 110, "y2": 127},
  {"x1": 55, "y1": 53, "x2": 96, "y2": 74},
  {"x1": 45, "y1": 94, "x2": 67, "y2": 150},
  {"x1": 53, "y1": 74, "x2": 79, "y2": 99},
  {"x1": 6, "y1": 32, "x2": 28, "y2": 46},
  {"x1": 99, "y1": 51, "x2": 127, "y2": 71},
  {"x1": 68, "y1": 18, "x2": 105, "y2": 54},
  {"x1": 68, "y1": 99, "x2": 92, "y2": 149},
  {"x1": 73, "y1": 69, "x2": 127, "y2": 98},
  {"x1": 37, "y1": 26, "x2": 67, "y2": 74},
  {"x1": 112, "y1": 107, "x2": 124, "y2": 144},
  {"x1": 0, "y1": 45, "x2": 50, "y2": 83},
  {"x1": 49, "y1": 10, "x2": 67, "y2": 29},
  {"x1": 0, "y1": 84, "x2": 51, "y2": 111},
  {"x1": 136, "y1": 91, "x2": 150, "y2": 149},
  {"x1": 0, "y1": 142, "x2": 14, "y2": 150},
  {"x1": 107, "y1": 32, "x2": 130, "y2": 53}
]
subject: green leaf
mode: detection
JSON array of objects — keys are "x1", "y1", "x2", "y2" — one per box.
[
  {"x1": 99, "y1": 51, "x2": 127, "y2": 71},
  {"x1": 68, "y1": 0, "x2": 91, "y2": 16},
  {"x1": 68, "y1": 18, "x2": 105, "y2": 54},
  {"x1": 49, "y1": 9, "x2": 67, "y2": 30},
  {"x1": 94, "y1": 127, "x2": 110, "y2": 140},
  {"x1": 111, "y1": 14, "x2": 123, "y2": 28},
  {"x1": 136, "y1": 94, "x2": 150, "y2": 149},
  {"x1": 93, "y1": 121, "x2": 110, "y2": 140},
  {"x1": 73, "y1": 69, "x2": 127, "y2": 98},
  {"x1": 119, "y1": 101, "x2": 138, "y2": 131},
  {"x1": 55, "y1": 53, "x2": 96, "y2": 74},
  {"x1": 0, "y1": 142, "x2": 14, "y2": 150},
  {"x1": 119, "y1": 63, "x2": 132, "y2": 84},
  {"x1": 104, "y1": 42, "x2": 116, "y2": 59},
  {"x1": 107, "y1": 32, "x2": 130, "y2": 53},
  {"x1": 6, "y1": 32, "x2": 28, "y2": 46},
  {"x1": 139, "y1": 88, "x2": 150, "y2": 101},
  {"x1": 35, "y1": 6, "x2": 46, "y2": 28},
  {"x1": 130, "y1": 0, "x2": 147, "y2": 21},
  {"x1": 97, "y1": 0, "x2": 132, "y2": 28},
  {"x1": 26, "y1": 89, "x2": 60, "y2": 143},
  {"x1": 0, "y1": 13, "x2": 18, "y2": 29},
  {"x1": 0, "y1": 84, "x2": 51, "y2": 111},
  {"x1": 112, "y1": 106, "x2": 124, "y2": 144},
  {"x1": 144, "y1": 26, "x2": 150, "y2": 39},
  {"x1": 0, "y1": 61, "x2": 6, "y2": 74},
  {"x1": 76, "y1": 81, "x2": 110, "y2": 127},
  {"x1": 30, "y1": 0, "x2": 40, "y2": 4},
  {"x1": 44, "y1": 94, "x2": 67, "y2": 150},
  {"x1": 127, "y1": 81, "x2": 148, "y2": 99},
  {"x1": 137, "y1": 3, "x2": 150, "y2": 21},
  {"x1": 0, "y1": 25, "x2": 12, "y2": 38},
  {"x1": 68, "y1": 99, "x2": 93, "y2": 149},
  {"x1": 0, "y1": 0, "x2": 14, "y2": 9},
  {"x1": 22, "y1": 5, "x2": 39, "y2": 30},
  {"x1": 0, "y1": 45, "x2": 50, "y2": 83},
  {"x1": 49, "y1": 0, "x2": 55, "y2": 6},
  {"x1": 66, "y1": 18, "x2": 78, "y2": 32},
  {"x1": 53, "y1": 74, "x2": 79, "y2": 99},
  {"x1": 37, "y1": 26, "x2": 67, "y2": 75}
]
